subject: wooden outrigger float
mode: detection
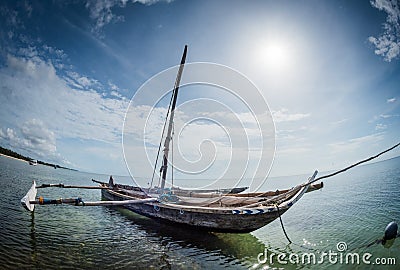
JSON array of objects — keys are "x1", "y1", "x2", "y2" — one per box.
[{"x1": 21, "y1": 45, "x2": 399, "y2": 233}]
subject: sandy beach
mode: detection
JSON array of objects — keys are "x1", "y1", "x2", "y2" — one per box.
[{"x1": 0, "y1": 153, "x2": 29, "y2": 163}]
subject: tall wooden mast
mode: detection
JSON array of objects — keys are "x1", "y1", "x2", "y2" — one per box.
[{"x1": 160, "y1": 45, "x2": 187, "y2": 189}]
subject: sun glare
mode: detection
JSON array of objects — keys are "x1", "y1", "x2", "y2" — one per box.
[{"x1": 259, "y1": 43, "x2": 289, "y2": 70}]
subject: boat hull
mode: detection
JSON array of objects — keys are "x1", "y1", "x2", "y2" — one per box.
[
  {"x1": 102, "y1": 189, "x2": 288, "y2": 233},
  {"x1": 100, "y1": 171, "x2": 318, "y2": 233}
]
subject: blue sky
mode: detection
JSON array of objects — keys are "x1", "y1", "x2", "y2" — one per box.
[{"x1": 0, "y1": 0, "x2": 399, "y2": 182}]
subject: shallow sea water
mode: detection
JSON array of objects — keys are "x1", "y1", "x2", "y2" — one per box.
[{"x1": 0, "y1": 154, "x2": 399, "y2": 269}]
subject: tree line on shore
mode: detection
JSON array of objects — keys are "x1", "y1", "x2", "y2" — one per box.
[{"x1": 0, "y1": 145, "x2": 76, "y2": 171}]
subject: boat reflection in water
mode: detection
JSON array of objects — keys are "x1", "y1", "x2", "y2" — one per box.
[{"x1": 110, "y1": 205, "x2": 267, "y2": 267}]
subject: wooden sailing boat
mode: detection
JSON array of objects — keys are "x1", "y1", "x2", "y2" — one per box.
[
  {"x1": 91, "y1": 45, "x2": 323, "y2": 233},
  {"x1": 21, "y1": 45, "x2": 324, "y2": 233}
]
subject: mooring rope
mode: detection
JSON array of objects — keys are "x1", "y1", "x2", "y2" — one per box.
[
  {"x1": 276, "y1": 204, "x2": 292, "y2": 244},
  {"x1": 302, "y1": 142, "x2": 400, "y2": 187},
  {"x1": 279, "y1": 142, "x2": 400, "y2": 245}
]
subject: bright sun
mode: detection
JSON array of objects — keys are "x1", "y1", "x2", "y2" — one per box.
[{"x1": 259, "y1": 43, "x2": 289, "y2": 70}]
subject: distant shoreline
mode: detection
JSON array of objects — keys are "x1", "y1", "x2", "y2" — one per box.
[
  {"x1": 0, "y1": 153, "x2": 28, "y2": 163},
  {"x1": 0, "y1": 146, "x2": 77, "y2": 171}
]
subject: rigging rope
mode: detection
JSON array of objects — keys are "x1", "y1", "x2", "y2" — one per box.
[
  {"x1": 171, "y1": 123, "x2": 174, "y2": 188},
  {"x1": 150, "y1": 88, "x2": 176, "y2": 188}
]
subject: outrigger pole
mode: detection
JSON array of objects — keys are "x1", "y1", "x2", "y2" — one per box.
[
  {"x1": 21, "y1": 180, "x2": 158, "y2": 212},
  {"x1": 36, "y1": 183, "x2": 110, "y2": 189}
]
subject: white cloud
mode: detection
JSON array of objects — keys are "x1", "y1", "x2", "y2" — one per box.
[
  {"x1": 66, "y1": 71, "x2": 100, "y2": 89},
  {"x1": 0, "y1": 51, "x2": 129, "y2": 166},
  {"x1": 85, "y1": 0, "x2": 125, "y2": 34},
  {"x1": 42, "y1": 45, "x2": 66, "y2": 59},
  {"x1": 85, "y1": 0, "x2": 173, "y2": 34},
  {"x1": 380, "y1": 113, "x2": 400, "y2": 118},
  {"x1": 272, "y1": 108, "x2": 310, "y2": 123},
  {"x1": 369, "y1": 0, "x2": 400, "y2": 61},
  {"x1": 110, "y1": 90, "x2": 124, "y2": 99},
  {"x1": 276, "y1": 146, "x2": 311, "y2": 155},
  {"x1": 0, "y1": 3, "x2": 33, "y2": 30},
  {"x1": 375, "y1": 123, "x2": 387, "y2": 130},
  {"x1": 329, "y1": 133, "x2": 385, "y2": 154},
  {"x1": 7, "y1": 30, "x2": 14, "y2": 39},
  {"x1": 0, "y1": 128, "x2": 17, "y2": 144},
  {"x1": 6, "y1": 10, "x2": 22, "y2": 28},
  {"x1": 108, "y1": 81, "x2": 119, "y2": 91},
  {"x1": 17, "y1": 46, "x2": 39, "y2": 59},
  {"x1": 20, "y1": 119, "x2": 56, "y2": 153},
  {"x1": 78, "y1": 76, "x2": 95, "y2": 87},
  {"x1": 0, "y1": 119, "x2": 60, "y2": 161},
  {"x1": 108, "y1": 81, "x2": 126, "y2": 99},
  {"x1": 387, "y1": 97, "x2": 396, "y2": 103},
  {"x1": 369, "y1": 112, "x2": 400, "y2": 123},
  {"x1": 24, "y1": 1, "x2": 33, "y2": 18},
  {"x1": 331, "y1": 118, "x2": 348, "y2": 126}
]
